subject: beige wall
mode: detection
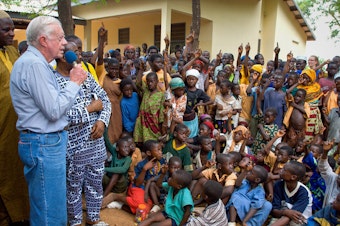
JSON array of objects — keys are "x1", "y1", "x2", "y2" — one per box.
[
  {"x1": 261, "y1": 0, "x2": 278, "y2": 61},
  {"x1": 275, "y1": 0, "x2": 306, "y2": 58},
  {"x1": 261, "y1": 0, "x2": 306, "y2": 62}
]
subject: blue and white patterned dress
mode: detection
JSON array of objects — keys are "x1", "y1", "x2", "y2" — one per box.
[{"x1": 56, "y1": 72, "x2": 111, "y2": 226}]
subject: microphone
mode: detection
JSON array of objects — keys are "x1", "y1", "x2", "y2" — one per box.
[
  {"x1": 64, "y1": 51, "x2": 78, "y2": 67},
  {"x1": 65, "y1": 50, "x2": 88, "y2": 89}
]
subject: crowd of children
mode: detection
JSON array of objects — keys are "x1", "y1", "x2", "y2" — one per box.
[{"x1": 75, "y1": 27, "x2": 340, "y2": 226}]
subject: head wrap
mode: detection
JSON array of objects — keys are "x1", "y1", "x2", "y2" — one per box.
[
  {"x1": 0, "y1": 10, "x2": 10, "y2": 19},
  {"x1": 202, "y1": 121, "x2": 215, "y2": 138},
  {"x1": 228, "y1": 125, "x2": 250, "y2": 152},
  {"x1": 234, "y1": 125, "x2": 249, "y2": 138},
  {"x1": 297, "y1": 68, "x2": 322, "y2": 103},
  {"x1": 251, "y1": 64, "x2": 263, "y2": 74},
  {"x1": 199, "y1": 114, "x2": 212, "y2": 122},
  {"x1": 186, "y1": 68, "x2": 200, "y2": 78},
  {"x1": 124, "y1": 45, "x2": 135, "y2": 53},
  {"x1": 169, "y1": 77, "x2": 185, "y2": 90},
  {"x1": 194, "y1": 60, "x2": 204, "y2": 67}
]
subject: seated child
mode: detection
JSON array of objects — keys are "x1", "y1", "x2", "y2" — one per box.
[
  {"x1": 191, "y1": 153, "x2": 237, "y2": 205},
  {"x1": 102, "y1": 136, "x2": 132, "y2": 198},
  {"x1": 139, "y1": 169, "x2": 194, "y2": 226},
  {"x1": 270, "y1": 161, "x2": 313, "y2": 226},
  {"x1": 146, "y1": 156, "x2": 182, "y2": 213},
  {"x1": 253, "y1": 108, "x2": 280, "y2": 155},
  {"x1": 226, "y1": 165, "x2": 272, "y2": 226},
  {"x1": 186, "y1": 120, "x2": 220, "y2": 155},
  {"x1": 125, "y1": 135, "x2": 143, "y2": 183},
  {"x1": 162, "y1": 123, "x2": 194, "y2": 172},
  {"x1": 101, "y1": 140, "x2": 166, "y2": 214},
  {"x1": 186, "y1": 180, "x2": 228, "y2": 225},
  {"x1": 291, "y1": 138, "x2": 306, "y2": 162},
  {"x1": 192, "y1": 135, "x2": 217, "y2": 169},
  {"x1": 302, "y1": 143, "x2": 325, "y2": 212},
  {"x1": 307, "y1": 193, "x2": 340, "y2": 225},
  {"x1": 266, "y1": 144, "x2": 293, "y2": 202}
]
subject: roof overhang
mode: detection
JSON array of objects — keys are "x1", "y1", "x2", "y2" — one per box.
[{"x1": 284, "y1": 0, "x2": 315, "y2": 41}]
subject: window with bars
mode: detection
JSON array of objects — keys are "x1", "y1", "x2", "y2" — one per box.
[{"x1": 118, "y1": 28, "x2": 130, "y2": 44}]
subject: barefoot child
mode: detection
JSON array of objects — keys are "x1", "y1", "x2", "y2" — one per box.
[
  {"x1": 139, "y1": 170, "x2": 194, "y2": 226},
  {"x1": 102, "y1": 136, "x2": 132, "y2": 198},
  {"x1": 101, "y1": 140, "x2": 166, "y2": 214}
]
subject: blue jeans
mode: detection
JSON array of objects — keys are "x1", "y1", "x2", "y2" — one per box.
[{"x1": 18, "y1": 131, "x2": 68, "y2": 226}]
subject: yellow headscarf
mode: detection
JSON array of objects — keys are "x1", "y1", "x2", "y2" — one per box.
[
  {"x1": 229, "y1": 125, "x2": 250, "y2": 152},
  {"x1": 297, "y1": 69, "x2": 323, "y2": 103}
]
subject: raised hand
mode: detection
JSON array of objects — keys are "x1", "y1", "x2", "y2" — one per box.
[
  {"x1": 276, "y1": 129, "x2": 286, "y2": 138},
  {"x1": 287, "y1": 51, "x2": 293, "y2": 61},
  {"x1": 245, "y1": 43, "x2": 250, "y2": 53},
  {"x1": 323, "y1": 140, "x2": 334, "y2": 152},
  {"x1": 238, "y1": 44, "x2": 243, "y2": 54}
]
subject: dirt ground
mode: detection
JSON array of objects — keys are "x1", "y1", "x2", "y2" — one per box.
[{"x1": 82, "y1": 208, "x2": 136, "y2": 226}]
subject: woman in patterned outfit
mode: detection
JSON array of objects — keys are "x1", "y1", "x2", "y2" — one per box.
[
  {"x1": 297, "y1": 69, "x2": 324, "y2": 143},
  {"x1": 55, "y1": 42, "x2": 111, "y2": 226}
]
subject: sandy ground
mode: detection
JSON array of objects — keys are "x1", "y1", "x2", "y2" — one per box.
[{"x1": 82, "y1": 208, "x2": 136, "y2": 226}]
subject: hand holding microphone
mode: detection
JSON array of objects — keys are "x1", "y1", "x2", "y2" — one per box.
[{"x1": 65, "y1": 51, "x2": 87, "y2": 85}]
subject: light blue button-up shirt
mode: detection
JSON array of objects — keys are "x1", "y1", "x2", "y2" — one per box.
[{"x1": 10, "y1": 45, "x2": 81, "y2": 133}]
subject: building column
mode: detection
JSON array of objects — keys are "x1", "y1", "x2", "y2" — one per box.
[{"x1": 160, "y1": 4, "x2": 171, "y2": 52}]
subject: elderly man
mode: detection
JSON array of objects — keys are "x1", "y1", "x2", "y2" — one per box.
[
  {"x1": 0, "y1": 10, "x2": 29, "y2": 225},
  {"x1": 10, "y1": 16, "x2": 87, "y2": 225}
]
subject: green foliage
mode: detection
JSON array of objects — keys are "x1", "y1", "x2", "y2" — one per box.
[{"x1": 297, "y1": 0, "x2": 340, "y2": 40}]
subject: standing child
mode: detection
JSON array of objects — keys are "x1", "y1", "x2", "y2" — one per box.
[
  {"x1": 231, "y1": 83, "x2": 242, "y2": 128},
  {"x1": 165, "y1": 77, "x2": 187, "y2": 133},
  {"x1": 324, "y1": 94, "x2": 340, "y2": 144},
  {"x1": 139, "y1": 170, "x2": 194, "y2": 226},
  {"x1": 186, "y1": 180, "x2": 228, "y2": 225},
  {"x1": 226, "y1": 165, "x2": 272, "y2": 226},
  {"x1": 214, "y1": 80, "x2": 238, "y2": 133},
  {"x1": 270, "y1": 161, "x2": 313, "y2": 226},
  {"x1": 134, "y1": 72, "x2": 165, "y2": 145},
  {"x1": 262, "y1": 73, "x2": 287, "y2": 128},
  {"x1": 253, "y1": 108, "x2": 280, "y2": 155},
  {"x1": 103, "y1": 58, "x2": 123, "y2": 144},
  {"x1": 101, "y1": 140, "x2": 165, "y2": 215},
  {"x1": 183, "y1": 69, "x2": 212, "y2": 138},
  {"x1": 120, "y1": 78, "x2": 139, "y2": 135},
  {"x1": 283, "y1": 89, "x2": 310, "y2": 147}
]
